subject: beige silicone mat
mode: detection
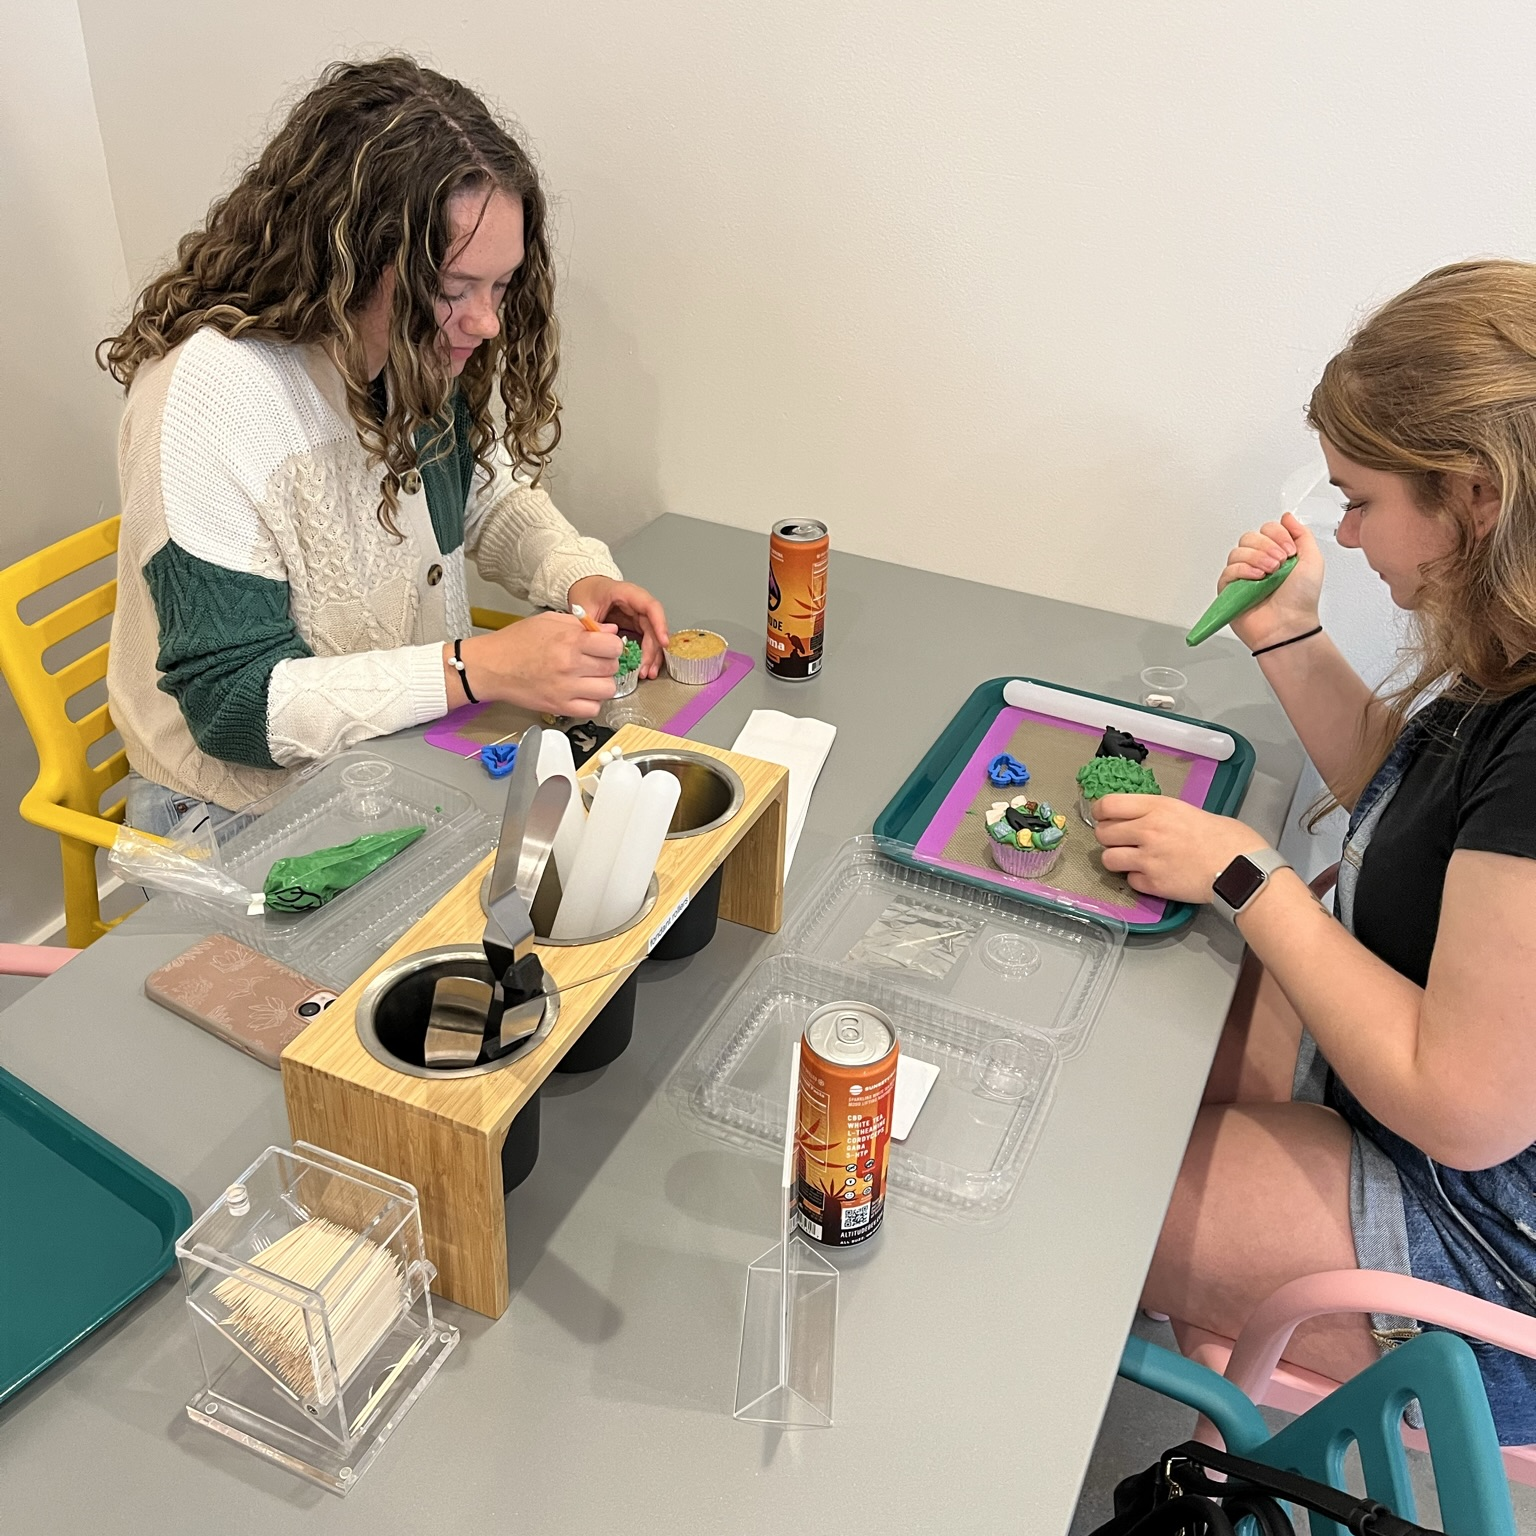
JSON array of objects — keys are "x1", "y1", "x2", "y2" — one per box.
[{"x1": 939, "y1": 718, "x2": 1196, "y2": 910}]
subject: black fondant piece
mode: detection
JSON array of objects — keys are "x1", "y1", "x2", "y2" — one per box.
[
  {"x1": 1004, "y1": 802, "x2": 1052, "y2": 833},
  {"x1": 1096, "y1": 726, "x2": 1149, "y2": 764}
]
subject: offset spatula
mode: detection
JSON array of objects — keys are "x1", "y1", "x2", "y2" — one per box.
[{"x1": 424, "y1": 737, "x2": 569, "y2": 1067}]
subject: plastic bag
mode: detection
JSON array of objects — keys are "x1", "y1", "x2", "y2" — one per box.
[
  {"x1": 262, "y1": 828, "x2": 426, "y2": 913},
  {"x1": 109, "y1": 825, "x2": 264, "y2": 915}
]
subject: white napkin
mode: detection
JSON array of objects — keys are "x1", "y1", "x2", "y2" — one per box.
[{"x1": 731, "y1": 709, "x2": 836, "y2": 872}]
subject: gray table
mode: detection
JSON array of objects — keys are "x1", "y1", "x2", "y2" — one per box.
[{"x1": 0, "y1": 515, "x2": 1302, "y2": 1535}]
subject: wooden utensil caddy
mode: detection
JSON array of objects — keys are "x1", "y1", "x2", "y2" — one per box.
[{"x1": 281, "y1": 727, "x2": 788, "y2": 1318}]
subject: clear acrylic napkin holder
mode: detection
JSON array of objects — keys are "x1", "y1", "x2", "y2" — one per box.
[{"x1": 176, "y1": 1142, "x2": 458, "y2": 1494}]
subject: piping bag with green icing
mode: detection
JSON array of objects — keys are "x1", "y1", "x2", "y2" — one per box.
[
  {"x1": 261, "y1": 827, "x2": 426, "y2": 913},
  {"x1": 1185, "y1": 468, "x2": 1327, "y2": 646}
]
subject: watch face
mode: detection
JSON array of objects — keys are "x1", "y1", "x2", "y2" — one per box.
[{"x1": 1213, "y1": 855, "x2": 1266, "y2": 910}]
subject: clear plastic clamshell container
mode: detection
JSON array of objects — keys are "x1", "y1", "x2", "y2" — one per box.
[
  {"x1": 161, "y1": 752, "x2": 494, "y2": 989},
  {"x1": 672, "y1": 837, "x2": 1126, "y2": 1225}
]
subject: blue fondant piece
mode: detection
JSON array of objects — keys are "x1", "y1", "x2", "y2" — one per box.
[
  {"x1": 481, "y1": 742, "x2": 519, "y2": 778},
  {"x1": 987, "y1": 753, "x2": 1031, "y2": 788}
]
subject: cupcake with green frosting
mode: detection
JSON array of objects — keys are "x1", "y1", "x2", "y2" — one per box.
[
  {"x1": 613, "y1": 637, "x2": 643, "y2": 697},
  {"x1": 1076, "y1": 727, "x2": 1160, "y2": 825},
  {"x1": 984, "y1": 796, "x2": 1068, "y2": 877}
]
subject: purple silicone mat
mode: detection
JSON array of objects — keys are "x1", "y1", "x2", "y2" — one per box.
[
  {"x1": 911, "y1": 705, "x2": 1220, "y2": 924},
  {"x1": 424, "y1": 648, "x2": 755, "y2": 757}
]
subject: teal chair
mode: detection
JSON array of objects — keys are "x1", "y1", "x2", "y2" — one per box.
[{"x1": 1119, "y1": 1330, "x2": 1516, "y2": 1536}]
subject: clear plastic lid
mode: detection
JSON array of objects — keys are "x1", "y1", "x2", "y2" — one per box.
[
  {"x1": 159, "y1": 752, "x2": 494, "y2": 988},
  {"x1": 782, "y1": 835, "x2": 1125, "y2": 1058},
  {"x1": 670, "y1": 836, "x2": 1127, "y2": 1225}
]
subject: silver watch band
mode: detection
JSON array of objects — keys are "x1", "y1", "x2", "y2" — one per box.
[{"x1": 1212, "y1": 846, "x2": 1292, "y2": 924}]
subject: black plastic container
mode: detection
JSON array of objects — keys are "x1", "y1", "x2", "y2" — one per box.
[
  {"x1": 553, "y1": 969, "x2": 638, "y2": 1073},
  {"x1": 500, "y1": 1091, "x2": 541, "y2": 1191},
  {"x1": 647, "y1": 866, "x2": 724, "y2": 962}
]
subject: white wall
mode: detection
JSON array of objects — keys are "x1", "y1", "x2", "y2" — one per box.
[
  {"x1": 0, "y1": 0, "x2": 130, "y2": 940},
  {"x1": 74, "y1": 0, "x2": 1536, "y2": 630}
]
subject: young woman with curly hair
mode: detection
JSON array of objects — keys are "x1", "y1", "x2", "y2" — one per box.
[
  {"x1": 103, "y1": 55, "x2": 668, "y2": 827},
  {"x1": 1094, "y1": 260, "x2": 1536, "y2": 1442}
]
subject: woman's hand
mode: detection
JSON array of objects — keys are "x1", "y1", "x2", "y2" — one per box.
[
  {"x1": 1219, "y1": 510, "x2": 1325, "y2": 650},
  {"x1": 1093, "y1": 795, "x2": 1269, "y2": 903},
  {"x1": 448, "y1": 612, "x2": 623, "y2": 719},
  {"x1": 568, "y1": 575, "x2": 670, "y2": 678}
]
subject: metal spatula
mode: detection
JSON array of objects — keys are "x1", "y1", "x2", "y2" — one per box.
[{"x1": 424, "y1": 744, "x2": 569, "y2": 1068}]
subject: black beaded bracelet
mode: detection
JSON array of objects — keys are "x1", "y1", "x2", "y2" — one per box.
[
  {"x1": 1250, "y1": 624, "x2": 1323, "y2": 658},
  {"x1": 449, "y1": 637, "x2": 478, "y2": 703}
]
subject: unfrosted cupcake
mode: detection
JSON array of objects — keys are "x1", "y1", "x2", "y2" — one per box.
[
  {"x1": 1076, "y1": 727, "x2": 1160, "y2": 825},
  {"x1": 613, "y1": 637, "x2": 643, "y2": 697},
  {"x1": 665, "y1": 628, "x2": 728, "y2": 685},
  {"x1": 984, "y1": 797, "x2": 1068, "y2": 877}
]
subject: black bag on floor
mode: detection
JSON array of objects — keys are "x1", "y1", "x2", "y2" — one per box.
[{"x1": 1088, "y1": 1437, "x2": 1437, "y2": 1536}]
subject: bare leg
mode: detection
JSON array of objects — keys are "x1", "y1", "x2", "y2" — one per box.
[
  {"x1": 1203, "y1": 951, "x2": 1307, "y2": 1107},
  {"x1": 1142, "y1": 1100, "x2": 1378, "y2": 1380}
]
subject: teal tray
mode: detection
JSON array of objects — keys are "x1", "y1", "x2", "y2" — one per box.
[
  {"x1": 0, "y1": 1064, "x2": 192, "y2": 1406},
  {"x1": 872, "y1": 676, "x2": 1257, "y2": 936}
]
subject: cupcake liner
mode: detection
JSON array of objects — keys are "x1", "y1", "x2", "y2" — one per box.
[
  {"x1": 612, "y1": 665, "x2": 639, "y2": 698},
  {"x1": 987, "y1": 839, "x2": 1062, "y2": 879},
  {"x1": 664, "y1": 630, "x2": 729, "y2": 686}
]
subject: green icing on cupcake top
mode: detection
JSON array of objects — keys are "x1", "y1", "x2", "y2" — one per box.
[
  {"x1": 617, "y1": 638, "x2": 643, "y2": 677},
  {"x1": 1076, "y1": 756, "x2": 1161, "y2": 800}
]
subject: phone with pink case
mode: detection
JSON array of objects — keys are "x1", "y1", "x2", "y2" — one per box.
[{"x1": 144, "y1": 934, "x2": 337, "y2": 1068}]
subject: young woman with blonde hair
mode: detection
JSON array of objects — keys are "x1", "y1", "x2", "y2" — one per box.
[
  {"x1": 103, "y1": 56, "x2": 668, "y2": 830},
  {"x1": 1094, "y1": 260, "x2": 1536, "y2": 1441}
]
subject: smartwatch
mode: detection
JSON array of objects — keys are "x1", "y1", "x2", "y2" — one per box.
[{"x1": 1211, "y1": 847, "x2": 1292, "y2": 924}]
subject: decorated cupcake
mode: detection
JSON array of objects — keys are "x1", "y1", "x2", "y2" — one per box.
[
  {"x1": 665, "y1": 628, "x2": 729, "y2": 685},
  {"x1": 1076, "y1": 726, "x2": 1160, "y2": 825},
  {"x1": 613, "y1": 637, "x2": 643, "y2": 697},
  {"x1": 984, "y1": 796, "x2": 1068, "y2": 877}
]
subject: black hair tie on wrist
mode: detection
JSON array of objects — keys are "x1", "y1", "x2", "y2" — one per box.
[
  {"x1": 1250, "y1": 625, "x2": 1323, "y2": 658},
  {"x1": 450, "y1": 637, "x2": 478, "y2": 703}
]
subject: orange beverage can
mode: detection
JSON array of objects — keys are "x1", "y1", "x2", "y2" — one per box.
[
  {"x1": 766, "y1": 518, "x2": 829, "y2": 680},
  {"x1": 794, "y1": 1001, "x2": 899, "y2": 1246}
]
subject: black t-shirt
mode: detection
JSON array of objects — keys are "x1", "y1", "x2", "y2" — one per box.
[{"x1": 1352, "y1": 686, "x2": 1536, "y2": 987}]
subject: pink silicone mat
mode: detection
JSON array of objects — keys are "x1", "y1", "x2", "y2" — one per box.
[
  {"x1": 911, "y1": 705, "x2": 1220, "y2": 924},
  {"x1": 423, "y1": 648, "x2": 755, "y2": 757}
]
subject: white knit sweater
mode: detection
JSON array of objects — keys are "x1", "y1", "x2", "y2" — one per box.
[{"x1": 107, "y1": 329, "x2": 620, "y2": 810}]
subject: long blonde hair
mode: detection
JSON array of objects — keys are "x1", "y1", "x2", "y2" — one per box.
[
  {"x1": 99, "y1": 56, "x2": 560, "y2": 533},
  {"x1": 1306, "y1": 259, "x2": 1536, "y2": 817}
]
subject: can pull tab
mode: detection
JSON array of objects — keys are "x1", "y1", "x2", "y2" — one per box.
[{"x1": 835, "y1": 1014, "x2": 865, "y2": 1047}]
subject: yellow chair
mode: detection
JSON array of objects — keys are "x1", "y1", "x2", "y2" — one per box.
[
  {"x1": 0, "y1": 516, "x2": 131, "y2": 948},
  {"x1": 470, "y1": 606, "x2": 520, "y2": 631}
]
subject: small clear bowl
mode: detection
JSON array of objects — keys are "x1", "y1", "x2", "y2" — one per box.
[
  {"x1": 975, "y1": 1036, "x2": 1036, "y2": 1102},
  {"x1": 980, "y1": 932, "x2": 1042, "y2": 979},
  {"x1": 341, "y1": 759, "x2": 394, "y2": 819},
  {"x1": 1140, "y1": 666, "x2": 1188, "y2": 711}
]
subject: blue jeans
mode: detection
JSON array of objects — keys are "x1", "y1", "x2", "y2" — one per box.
[{"x1": 123, "y1": 772, "x2": 245, "y2": 840}]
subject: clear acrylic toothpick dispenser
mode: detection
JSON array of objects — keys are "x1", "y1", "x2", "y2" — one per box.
[{"x1": 176, "y1": 1142, "x2": 458, "y2": 1494}]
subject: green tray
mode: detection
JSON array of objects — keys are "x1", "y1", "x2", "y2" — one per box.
[
  {"x1": 872, "y1": 675, "x2": 1257, "y2": 936},
  {"x1": 0, "y1": 1064, "x2": 192, "y2": 1406}
]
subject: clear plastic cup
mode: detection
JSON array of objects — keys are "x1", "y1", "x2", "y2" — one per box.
[
  {"x1": 975, "y1": 1035, "x2": 1036, "y2": 1102},
  {"x1": 341, "y1": 759, "x2": 394, "y2": 819},
  {"x1": 1140, "y1": 666, "x2": 1188, "y2": 711}
]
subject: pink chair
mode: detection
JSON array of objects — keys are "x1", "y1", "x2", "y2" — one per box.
[
  {"x1": 0, "y1": 943, "x2": 78, "y2": 977},
  {"x1": 1174, "y1": 1272, "x2": 1536, "y2": 1484},
  {"x1": 1170, "y1": 860, "x2": 1536, "y2": 1484}
]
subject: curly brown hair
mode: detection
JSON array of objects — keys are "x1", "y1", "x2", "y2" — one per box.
[
  {"x1": 99, "y1": 55, "x2": 560, "y2": 532},
  {"x1": 1306, "y1": 259, "x2": 1536, "y2": 817}
]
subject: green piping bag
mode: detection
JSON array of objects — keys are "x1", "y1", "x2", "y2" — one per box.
[
  {"x1": 1185, "y1": 555, "x2": 1297, "y2": 646},
  {"x1": 262, "y1": 826, "x2": 426, "y2": 913}
]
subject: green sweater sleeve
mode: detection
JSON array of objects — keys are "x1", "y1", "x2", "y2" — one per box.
[{"x1": 143, "y1": 539, "x2": 313, "y2": 770}]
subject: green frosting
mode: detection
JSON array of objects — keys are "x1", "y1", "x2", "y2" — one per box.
[
  {"x1": 1076, "y1": 757, "x2": 1161, "y2": 800},
  {"x1": 617, "y1": 638, "x2": 643, "y2": 677}
]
